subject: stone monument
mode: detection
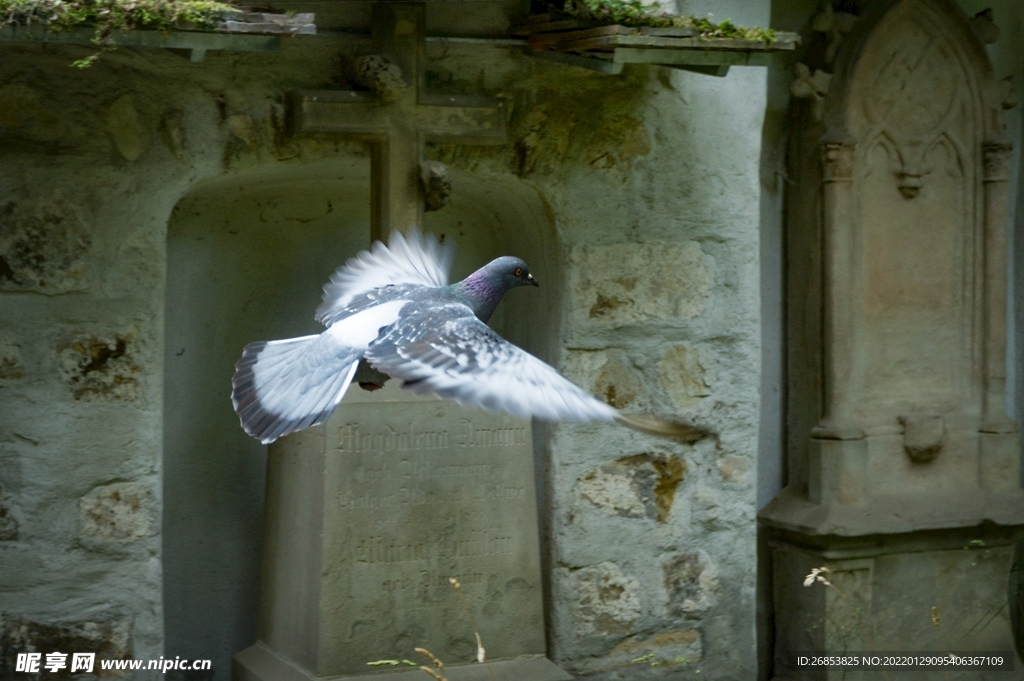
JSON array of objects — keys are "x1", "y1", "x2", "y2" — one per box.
[
  {"x1": 235, "y1": 383, "x2": 568, "y2": 680},
  {"x1": 762, "y1": 0, "x2": 1024, "y2": 676},
  {"x1": 234, "y1": 3, "x2": 568, "y2": 679}
]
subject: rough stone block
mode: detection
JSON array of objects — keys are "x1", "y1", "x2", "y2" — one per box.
[
  {"x1": 104, "y1": 95, "x2": 146, "y2": 162},
  {"x1": 659, "y1": 343, "x2": 711, "y2": 409},
  {"x1": 564, "y1": 349, "x2": 643, "y2": 410},
  {"x1": 663, "y1": 549, "x2": 719, "y2": 618},
  {"x1": 0, "y1": 615, "x2": 132, "y2": 678},
  {"x1": 772, "y1": 530, "x2": 1022, "y2": 680},
  {"x1": 0, "y1": 485, "x2": 19, "y2": 541},
  {"x1": 58, "y1": 330, "x2": 142, "y2": 403},
  {"x1": 575, "y1": 453, "x2": 686, "y2": 523},
  {"x1": 568, "y1": 242, "x2": 711, "y2": 326},
  {"x1": 566, "y1": 561, "x2": 641, "y2": 638},
  {"x1": 0, "y1": 198, "x2": 90, "y2": 293},
  {"x1": 79, "y1": 482, "x2": 154, "y2": 547},
  {"x1": 572, "y1": 629, "x2": 703, "y2": 675},
  {"x1": 0, "y1": 339, "x2": 24, "y2": 388}
]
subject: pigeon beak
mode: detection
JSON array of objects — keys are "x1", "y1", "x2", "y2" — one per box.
[{"x1": 528, "y1": 274, "x2": 539, "y2": 287}]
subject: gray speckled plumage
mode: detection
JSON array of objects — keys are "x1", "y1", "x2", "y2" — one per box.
[{"x1": 231, "y1": 230, "x2": 701, "y2": 445}]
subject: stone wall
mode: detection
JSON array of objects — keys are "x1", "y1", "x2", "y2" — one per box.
[{"x1": 0, "y1": 6, "x2": 768, "y2": 679}]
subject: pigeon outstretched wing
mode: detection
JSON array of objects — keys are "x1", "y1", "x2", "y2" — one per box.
[
  {"x1": 316, "y1": 229, "x2": 454, "y2": 326},
  {"x1": 365, "y1": 302, "x2": 620, "y2": 423}
]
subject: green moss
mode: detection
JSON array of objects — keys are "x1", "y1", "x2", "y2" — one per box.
[
  {"x1": 0, "y1": 0, "x2": 237, "y2": 65},
  {"x1": 560, "y1": 0, "x2": 777, "y2": 43}
]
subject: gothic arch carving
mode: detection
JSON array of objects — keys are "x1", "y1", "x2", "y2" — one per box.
[{"x1": 770, "y1": 0, "x2": 1021, "y2": 531}]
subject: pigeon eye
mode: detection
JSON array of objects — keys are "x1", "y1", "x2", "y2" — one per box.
[{"x1": 514, "y1": 268, "x2": 523, "y2": 276}]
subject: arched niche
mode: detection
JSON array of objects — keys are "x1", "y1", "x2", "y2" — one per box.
[
  {"x1": 764, "y1": 2, "x2": 1024, "y2": 674},
  {"x1": 162, "y1": 157, "x2": 558, "y2": 672},
  {"x1": 769, "y1": 0, "x2": 1022, "y2": 532}
]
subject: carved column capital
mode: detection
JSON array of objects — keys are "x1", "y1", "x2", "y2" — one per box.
[
  {"x1": 983, "y1": 140, "x2": 1013, "y2": 181},
  {"x1": 820, "y1": 138, "x2": 856, "y2": 181}
]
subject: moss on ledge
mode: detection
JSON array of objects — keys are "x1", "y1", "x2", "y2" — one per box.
[
  {"x1": 0, "y1": 0, "x2": 237, "y2": 64},
  {"x1": 560, "y1": 0, "x2": 777, "y2": 43}
]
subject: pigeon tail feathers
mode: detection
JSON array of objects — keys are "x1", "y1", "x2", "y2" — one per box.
[
  {"x1": 232, "y1": 334, "x2": 361, "y2": 444},
  {"x1": 614, "y1": 413, "x2": 710, "y2": 442},
  {"x1": 316, "y1": 229, "x2": 454, "y2": 326}
]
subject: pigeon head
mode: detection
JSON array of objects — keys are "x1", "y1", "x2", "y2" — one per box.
[
  {"x1": 457, "y1": 256, "x2": 539, "y2": 322},
  {"x1": 486, "y1": 256, "x2": 539, "y2": 289}
]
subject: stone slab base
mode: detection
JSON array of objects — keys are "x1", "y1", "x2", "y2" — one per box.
[
  {"x1": 234, "y1": 642, "x2": 573, "y2": 681},
  {"x1": 768, "y1": 525, "x2": 1024, "y2": 681}
]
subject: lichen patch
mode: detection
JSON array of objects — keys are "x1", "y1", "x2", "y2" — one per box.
[
  {"x1": 58, "y1": 330, "x2": 142, "y2": 402},
  {"x1": 576, "y1": 453, "x2": 686, "y2": 523}
]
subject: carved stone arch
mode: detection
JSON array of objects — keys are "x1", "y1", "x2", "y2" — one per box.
[
  {"x1": 767, "y1": 0, "x2": 1023, "y2": 533},
  {"x1": 822, "y1": 0, "x2": 1003, "y2": 141},
  {"x1": 810, "y1": 0, "x2": 1013, "y2": 444},
  {"x1": 763, "y1": 2, "x2": 1024, "y2": 673}
]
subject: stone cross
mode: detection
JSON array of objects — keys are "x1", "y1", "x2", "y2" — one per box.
[{"x1": 288, "y1": 1, "x2": 506, "y2": 240}]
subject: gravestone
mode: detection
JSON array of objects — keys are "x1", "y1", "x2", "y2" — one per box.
[
  {"x1": 762, "y1": 0, "x2": 1024, "y2": 676},
  {"x1": 235, "y1": 382, "x2": 568, "y2": 680}
]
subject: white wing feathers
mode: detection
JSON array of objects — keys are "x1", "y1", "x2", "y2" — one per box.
[
  {"x1": 316, "y1": 229, "x2": 454, "y2": 326},
  {"x1": 365, "y1": 305, "x2": 620, "y2": 424},
  {"x1": 234, "y1": 229, "x2": 708, "y2": 444}
]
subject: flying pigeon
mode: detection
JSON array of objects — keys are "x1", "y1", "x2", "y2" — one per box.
[{"x1": 231, "y1": 230, "x2": 704, "y2": 444}]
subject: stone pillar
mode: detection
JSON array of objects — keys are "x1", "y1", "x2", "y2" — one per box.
[
  {"x1": 762, "y1": 0, "x2": 1024, "y2": 676},
  {"x1": 814, "y1": 135, "x2": 861, "y2": 444},
  {"x1": 982, "y1": 139, "x2": 1014, "y2": 435}
]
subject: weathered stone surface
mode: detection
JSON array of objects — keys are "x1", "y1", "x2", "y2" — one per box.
[
  {"x1": 226, "y1": 114, "x2": 257, "y2": 150},
  {"x1": 567, "y1": 562, "x2": 642, "y2": 638},
  {"x1": 161, "y1": 109, "x2": 187, "y2": 163},
  {"x1": 241, "y1": 383, "x2": 548, "y2": 678},
  {"x1": 575, "y1": 454, "x2": 686, "y2": 523},
  {"x1": 0, "y1": 6, "x2": 769, "y2": 677},
  {"x1": 659, "y1": 343, "x2": 711, "y2": 410},
  {"x1": 0, "y1": 485, "x2": 19, "y2": 541},
  {"x1": 420, "y1": 160, "x2": 452, "y2": 212},
  {"x1": 104, "y1": 95, "x2": 146, "y2": 162},
  {"x1": 716, "y1": 454, "x2": 750, "y2": 484},
  {"x1": 564, "y1": 349, "x2": 643, "y2": 410},
  {"x1": 79, "y1": 482, "x2": 154, "y2": 547},
  {"x1": 0, "y1": 84, "x2": 66, "y2": 143},
  {"x1": 663, "y1": 550, "x2": 719, "y2": 618},
  {"x1": 0, "y1": 614, "x2": 132, "y2": 678},
  {"x1": 899, "y1": 414, "x2": 945, "y2": 463},
  {"x1": 568, "y1": 242, "x2": 711, "y2": 326},
  {"x1": 0, "y1": 198, "x2": 90, "y2": 293},
  {"x1": 608, "y1": 629, "x2": 701, "y2": 669},
  {"x1": 765, "y1": 0, "x2": 1024, "y2": 531},
  {"x1": 351, "y1": 54, "x2": 408, "y2": 102},
  {"x1": 773, "y1": 531, "x2": 1020, "y2": 679},
  {"x1": 58, "y1": 331, "x2": 142, "y2": 403},
  {"x1": 0, "y1": 339, "x2": 24, "y2": 388}
]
